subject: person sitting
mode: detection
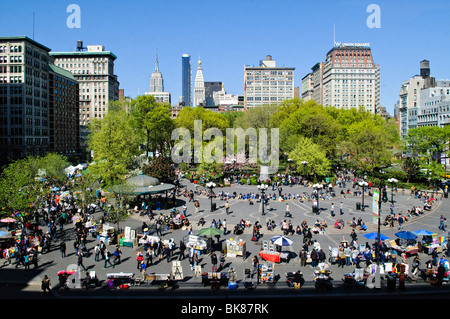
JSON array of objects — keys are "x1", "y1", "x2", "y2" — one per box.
[{"x1": 358, "y1": 222, "x2": 367, "y2": 231}]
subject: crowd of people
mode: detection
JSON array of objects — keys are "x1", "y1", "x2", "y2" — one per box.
[{"x1": 0, "y1": 167, "x2": 447, "y2": 295}]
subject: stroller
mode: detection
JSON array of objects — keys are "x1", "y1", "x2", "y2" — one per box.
[{"x1": 243, "y1": 268, "x2": 256, "y2": 290}]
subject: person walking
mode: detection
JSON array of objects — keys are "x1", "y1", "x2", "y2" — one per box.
[
  {"x1": 99, "y1": 241, "x2": 106, "y2": 260},
  {"x1": 219, "y1": 252, "x2": 226, "y2": 271},
  {"x1": 145, "y1": 246, "x2": 153, "y2": 267},
  {"x1": 211, "y1": 251, "x2": 218, "y2": 272},
  {"x1": 340, "y1": 202, "x2": 344, "y2": 215},
  {"x1": 136, "y1": 251, "x2": 144, "y2": 269},
  {"x1": 330, "y1": 203, "x2": 335, "y2": 217},
  {"x1": 103, "y1": 250, "x2": 115, "y2": 269},
  {"x1": 41, "y1": 275, "x2": 51, "y2": 295},
  {"x1": 94, "y1": 244, "x2": 100, "y2": 262},
  {"x1": 225, "y1": 201, "x2": 230, "y2": 215},
  {"x1": 112, "y1": 245, "x2": 122, "y2": 265},
  {"x1": 222, "y1": 219, "x2": 227, "y2": 235},
  {"x1": 178, "y1": 240, "x2": 186, "y2": 260},
  {"x1": 77, "y1": 251, "x2": 87, "y2": 272},
  {"x1": 59, "y1": 241, "x2": 66, "y2": 259},
  {"x1": 299, "y1": 248, "x2": 307, "y2": 267}
]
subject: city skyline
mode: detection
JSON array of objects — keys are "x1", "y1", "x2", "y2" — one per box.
[{"x1": 2, "y1": 0, "x2": 450, "y2": 114}]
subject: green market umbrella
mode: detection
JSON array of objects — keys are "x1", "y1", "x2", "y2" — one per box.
[{"x1": 198, "y1": 227, "x2": 223, "y2": 236}]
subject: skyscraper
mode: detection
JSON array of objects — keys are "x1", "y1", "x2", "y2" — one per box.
[
  {"x1": 150, "y1": 55, "x2": 164, "y2": 93},
  {"x1": 304, "y1": 43, "x2": 380, "y2": 113},
  {"x1": 181, "y1": 54, "x2": 192, "y2": 107},
  {"x1": 193, "y1": 57, "x2": 206, "y2": 107},
  {"x1": 145, "y1": 55, "x2": 171, "y2": 104}
]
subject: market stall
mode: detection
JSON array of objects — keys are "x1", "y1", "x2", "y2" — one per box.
[
  {"x1": 413, "y1": 229, "x2": 447, "y2": 255},
  {"x1": 258, "y1": 262, "x2": 275, "y2": 284},
  {"x1": 259, "y1": 250, "x2": 281, "y2": 263},
  {"x1": 183, "y1": 234, "x2": 207, "y2": 255},
  {"x1": 387, "y1": 231, "x2": 419, "y2": 256},
  {"x1": 226, "y1": 239, "x2": 246, "y2": 259}
]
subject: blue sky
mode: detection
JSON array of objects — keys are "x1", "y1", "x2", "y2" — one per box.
[{"x1": 2, "y1": 0, "x2": 450, "y2": 114}]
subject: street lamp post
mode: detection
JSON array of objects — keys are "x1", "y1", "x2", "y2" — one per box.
[
  {"x1": 375, "y1": 180, "x2": 387, "y2": 289},
  {"x1": 206, "y1": 181, "x2": 216, "y2": 212},
  {"x1": 387, "y1": 178, "x2": 398, "y2": 206},
  {"x1": 359, "y1": 181, "x2": 368, "y2": 211},
  {"x1": 257, "y1": 184, "x2": 268, "y2": 215}
]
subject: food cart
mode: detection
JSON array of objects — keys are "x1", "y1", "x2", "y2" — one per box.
[
  {"x1": 226, "y1": 239, "x2": 246, "y2": 259},
  {"x1": 258, "y1": 263, "x2": 275, "y2": 284}
]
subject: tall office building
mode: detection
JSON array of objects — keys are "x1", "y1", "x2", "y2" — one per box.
[
  {"x1": 0, "y1": 36, "x2": 80, "y2": 163},
  {"x1": 181, "y1": 54, "x2": 192, "y2": 107},
  {"x1": 304, "y1": 43, "x2": 380, "y2": 113},
  {"x1": 193, "y1": 57, "x2": 206, "y2": 107},
  {"x1": 243, "y1": 55, "x2": 295, "y2": 109},
  {"x1": 50, "y1": 42, "x2": 120, "y2": 125},
  {"x1": 145, "y1": 55, "x2": 171, "y2": 104},
  {"x1": 50, "y1": 42, "x2": 119, "y2": 150}
]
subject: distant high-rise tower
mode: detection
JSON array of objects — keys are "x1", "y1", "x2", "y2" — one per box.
[
  {"x1": 181, "y1": 54, "x2": 192, "y2": 107},
  {"x1": 145, "y1": 55, "x2": 171, "y2": 104},
  {"x1": 193, "y1": 57, "x2": 206, "y2": 106},
  {"x1": 150, "y1": 55, "x2": 164, "y2": 92}
]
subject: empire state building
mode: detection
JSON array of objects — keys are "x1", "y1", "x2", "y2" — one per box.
[{"x1": 145, "y1": 55, "x2": 171, "y2": 104}]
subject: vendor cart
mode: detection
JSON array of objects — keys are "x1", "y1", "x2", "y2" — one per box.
[
  {"x1": 226, "y1": 239, "x2": 246, "y2": 259},
  {"x1": 106, "y1": 272, "x2": 135, "y2": 290}
]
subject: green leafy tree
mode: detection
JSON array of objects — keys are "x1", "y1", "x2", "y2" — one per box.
[
  {"x1": 288, "y1": 136, "x2": 331, "y2": 180},
  {"x1": 130, "y1": 95, "x2": 175, "y2": 158},
  {"x1": 87, "y1": 107, "x2": 140, "y2": 185},
  {"x1": 0, "y1": 157, "x2": 41, "y2": 221},
  {"x1": 339, "y1": 119, "x2": 394, "y2": 174}
]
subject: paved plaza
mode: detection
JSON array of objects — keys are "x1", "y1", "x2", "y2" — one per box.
[{"x1": 1, "y1": 177, "x2": 449, "y2": 300}]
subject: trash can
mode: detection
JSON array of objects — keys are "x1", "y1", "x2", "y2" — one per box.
[
  {"x1": 356, "y1": 202, "x2": 361, "y2": 210},
  {"x1": 387, "y1": 272, "x2": 396, "y2": 291},
  {"x1": 312, "y1": 206, "x2": 319, "y2": 214},
  {"x1": 211, "y1": 203, "x2": 216, "y2": 211}
]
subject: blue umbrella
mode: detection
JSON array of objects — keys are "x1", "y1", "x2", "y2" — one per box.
[
  {"x1": 50, "y1": 187, "x2": 60, "y2": 192},
  {"x1": 412, "y1": 229, "x2": 436, "y2": 236},
  {"x1": 363, "y1": 232, "x2": 389, "y2": 241},
  {"x1": 270, "y1": 235, "x2": 293, "y2": 246},
  {"x1": 395, "y1": 231, "x2": 417, "y2": 240}
]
